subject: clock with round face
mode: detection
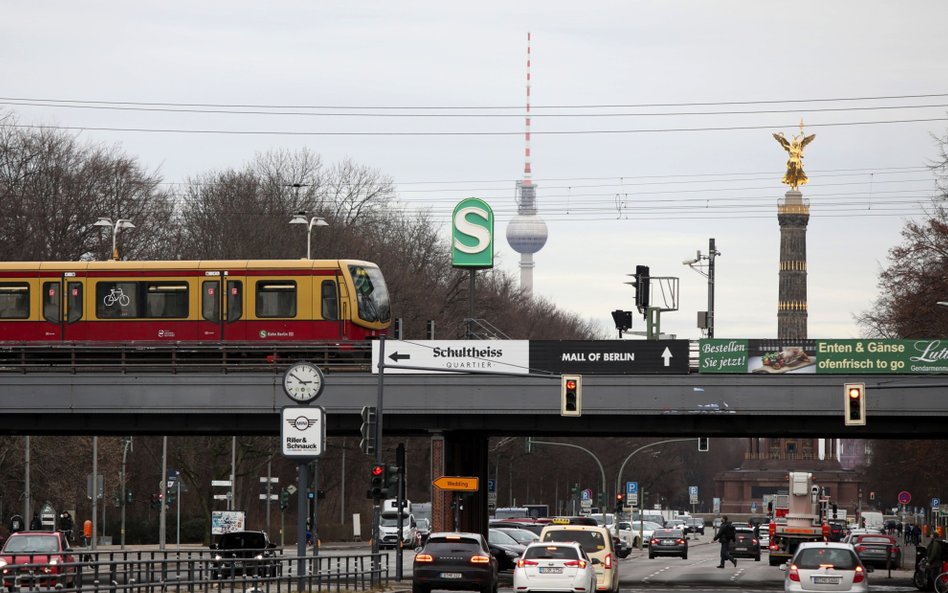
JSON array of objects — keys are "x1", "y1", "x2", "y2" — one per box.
[{"x1": 282, "y1": 362, "x2": 325, "y2": 403}]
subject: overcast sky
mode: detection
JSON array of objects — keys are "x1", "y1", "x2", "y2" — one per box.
[{"x1": 4, "y1": 1, "x2": 948, "y2": 340}]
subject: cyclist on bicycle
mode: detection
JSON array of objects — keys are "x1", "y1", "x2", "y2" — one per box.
[{"x1": 927, "y1": 533, "x2": 947, "y2": 589}]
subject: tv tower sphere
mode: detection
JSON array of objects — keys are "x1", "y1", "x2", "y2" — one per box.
[{"x1": 506, "y1": 213, "x2": 548, "y2": 254}]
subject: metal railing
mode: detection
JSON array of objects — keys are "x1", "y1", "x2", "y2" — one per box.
[{"x1": 0, "y1": 550, "x2": 389, "y2": 593}]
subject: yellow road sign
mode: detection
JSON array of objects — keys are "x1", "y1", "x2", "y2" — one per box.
[{"x1": 432, "y1": 476, "x2": 479, "y2": 492}]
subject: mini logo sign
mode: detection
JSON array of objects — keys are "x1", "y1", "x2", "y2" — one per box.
[{"x1": 452, "y1": 198, "x2": 494, "y2": 269}]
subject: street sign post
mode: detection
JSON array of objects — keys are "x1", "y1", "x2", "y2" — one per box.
[
  {"x1": 626, "y1": 482, "x2": 638, "y2": 506},
  {"x1": 432, "y1": 476, "x2": 479, "y2": 492}
]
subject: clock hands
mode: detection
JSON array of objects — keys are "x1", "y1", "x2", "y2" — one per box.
[{"x1": 289, "y1": 372, "x2": 312, "y2": 384}]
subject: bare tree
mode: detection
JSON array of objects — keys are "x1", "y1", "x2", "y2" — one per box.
[{"x1": 0, "y1": 116, "x2": 177, "y2": 262}]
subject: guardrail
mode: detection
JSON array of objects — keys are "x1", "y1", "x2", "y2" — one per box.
[{"x1": 0, "y1": 550, "x2": 389, "y2": 593}]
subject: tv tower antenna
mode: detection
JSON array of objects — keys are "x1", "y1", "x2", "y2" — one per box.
[{"x1": 506, "y1": 32, "x2": 548, "y2": 296}]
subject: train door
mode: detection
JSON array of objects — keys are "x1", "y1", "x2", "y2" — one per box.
[
  {"x1": 199, "y1": 272, "x2": 246, "y2": 341},
  {"x1": 39, "y1": 276, "x2": 63, "y2": 340},
  {"x1": 60, "y1": 274, "x2": 84, "y2": 340}
]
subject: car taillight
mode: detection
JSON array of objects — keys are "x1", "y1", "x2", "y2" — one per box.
[
  {"x1": 788, "y1": 564, "x2": 800, "y2": 582},
  {"x1": 517, "y1": 559, "x2": 538, "y2": 568},
  {"x1": 415, "y1": 553, "x2": 433, "y2": 563},
  {"x1": 604, "y1": 553, "x2": 613, "y2": 569},
  {"x1": 855, "y1": 545, "x2": 865, "y2": 552},
  {"x1": 752, "y1": 539, "x2": 759, "y2": 545},
  {"x1": 676, "y1": 539, "x2": 685, "y2": 545},
  {"x1": 853, "y1": 566, "x2": 865, "y2": 583},
  {"x1": 471, "y1": 555, "x2": 492, "y2": 564},
  {"x1": 563, "y1": 560, "x2": 588, "y2": 569}
]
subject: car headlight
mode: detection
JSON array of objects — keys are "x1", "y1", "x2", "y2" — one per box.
[
  {"x1": 214, "y1": 554, "x2": 223, "y2": 561},
  {"x1": 0, "y1": 560, "x2": 7, "y2": 569},
  {"x1": 254, "y1": 554, "x2": 264, "y2": 560},
  {"x1": 49, "y1": 558, "x2": 59, "y2": 565}
]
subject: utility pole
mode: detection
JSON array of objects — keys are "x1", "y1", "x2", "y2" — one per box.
[{"x1": 683, "y1": 238, "x2": 721, "y2": 338}]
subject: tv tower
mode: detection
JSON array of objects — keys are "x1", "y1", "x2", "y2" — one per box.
[{"x1": 506, "y1": 32, "x2": 548, "y2": 296}]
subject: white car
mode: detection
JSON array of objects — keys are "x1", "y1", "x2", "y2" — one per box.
[
  {"x1": 617, "y1": 520, "x2": 662, "y2": 548},
  {"x1": 514, "y1": 542, "x2": 598, "y2": 593},
  {"x1": 783, "y1": 541, "x2": 868, "y2": 593}
]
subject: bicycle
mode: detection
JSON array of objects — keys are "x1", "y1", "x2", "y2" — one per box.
[{"x1": 103, "y1": 287, "x2": 130, "y2": 307}]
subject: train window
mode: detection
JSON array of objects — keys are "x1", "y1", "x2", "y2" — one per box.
[
  {"x1": 96, "y1": 282, "x2": 138, "y2": 318},
  {"x1": 227, "y1": 281, "x2": 243, "y2": 322},
  {"x1": 256, "y1": 281, "x2": 296, "y2": 318},
  {"x1": 42, "y1": 282, "x2": 61, "y2": 323},
  {"x1": 144, "y1": 282, "x2": 189, "y2": 318},
  {"x1": 348, "y1": 265, "x2": 391, "y2": 323},
  {"x1": 0, "y1": 283, "x2": 29, "y2": 319},
  {"x1": 202, "y1": 281, "x2": 219, "y2": 322},
  {"x1": 321, "y1": 280, "x2": 338, "y2": 320},
  {"x1": 66, "y1": 282, "x2": 83, "y2": 323}
]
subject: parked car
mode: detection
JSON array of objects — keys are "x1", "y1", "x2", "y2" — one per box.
[
  {"x1": 413, "y1": 532, "x2": 498, "y2": 593},
  {"x1": 513, "y1": 542, "x2": 598, "y2": 593},
  {"x1": 0, "y1": 531, "x2": 80, "y2": 590},
  {"x1": 648, "y1": 528, "x2": 688, "y2": 560},
  {"x1": 487, "y1": 529, "x2": 526, "y2": 571},
  {"x1": 847, "y1": 533, "x2": 900, "y2": 568},
  {"x1": 783, "y1": 541, "x2": 867, "y2": 593},
  {"x1": 540, "y1": 523, "x2": 619, "y2": 593},
  {"x1": 210, "y1": 530, "x2": 280, "y2": 578},
  {"x1": 730, "y1": 526, "x2": 761, "y2": 561}
]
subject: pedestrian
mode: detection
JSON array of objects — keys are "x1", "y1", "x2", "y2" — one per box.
[
  {"x1": 713, "y1": 515, "x2": 737, "y2": 568},
  {"x1": 29, "y1": 513, "x2": 41, "y2": 530}
]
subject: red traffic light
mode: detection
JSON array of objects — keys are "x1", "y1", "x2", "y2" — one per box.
[
  {"x1": 371, "y1": 465, "x2": 384, "y2": 477},
  {"x1": 565, "y1": 379, "x2": 577, "y2": 391},
  {"x1": 848, "y1": 386, "x2": 862, "y2": 399}
]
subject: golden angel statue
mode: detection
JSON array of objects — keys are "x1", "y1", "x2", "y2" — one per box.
[{"x1": 773, "y1": 121, "x2": 816, "y2": 190}]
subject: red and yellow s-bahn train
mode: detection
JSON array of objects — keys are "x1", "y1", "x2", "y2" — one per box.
[{"x1": 0, "y1": 259, "x2": 391, "y2": 343}]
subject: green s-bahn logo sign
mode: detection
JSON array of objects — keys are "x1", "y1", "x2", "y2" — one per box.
[{"x1": 451, "y1": 198, "x2": 494, "y2": 269}]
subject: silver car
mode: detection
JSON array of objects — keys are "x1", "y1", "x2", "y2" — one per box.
[{"x1": 783, "y1": 542, "x2": 868, "y2": 592}]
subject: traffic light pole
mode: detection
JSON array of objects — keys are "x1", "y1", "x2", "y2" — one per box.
[
  {"x1": 371, "y1": 337, "x2": 387, "y2": 583},
  {"x1": 528, "y1": 439, "x2": 607, "y2": 525},
  {"x1": 296, "y1": 461, "x2": 308, "y2": 592}
]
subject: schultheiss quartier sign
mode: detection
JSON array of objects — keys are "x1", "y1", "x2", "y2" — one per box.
[{"x1": 698, "y1": 339, "x2": 948, "y2": 374}]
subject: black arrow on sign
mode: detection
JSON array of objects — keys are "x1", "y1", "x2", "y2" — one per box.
[{"x1": 388, "y1": 352, "x2": 411, "y2": 362}]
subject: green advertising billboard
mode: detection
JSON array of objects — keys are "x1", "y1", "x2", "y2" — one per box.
[
  {"x1": 699, "y1": 339, "x2": 948, "y2": 374},
  {"x1": 451, "y1": 198, "x2": 494, "y2": 269}
]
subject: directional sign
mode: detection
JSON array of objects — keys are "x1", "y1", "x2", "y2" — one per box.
[
  {"x1": 432, "y1": 476, "x2": 479, "y2": 492},
  {"x1": 529, "y1": 340, "x2": 690, "y2": 375},
  {"x1": 373, "y1": 340, "x2": 530, "y2": 374}
]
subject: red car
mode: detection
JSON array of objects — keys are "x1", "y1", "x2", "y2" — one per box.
[{"x1": 0, "y1": 531, "x2": 80, "y2": 589}]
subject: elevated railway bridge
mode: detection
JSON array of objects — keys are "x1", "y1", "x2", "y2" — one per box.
[{"x1": 1, "y1": 338, "x2": 945, "y2": 532}]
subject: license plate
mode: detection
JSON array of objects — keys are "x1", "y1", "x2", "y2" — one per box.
[
  {"x1": 539, "y1": 567, "x2": 563, "y2": 574},
  {"x1": 439, "y1": 572, "x2": 462, "y2": 579},
  {"x1": 662, "y1": 540, "x2": 674, "y2": 545},
  {"x1": 812, "y1": 576, "x2": 840, "y2": 584}
]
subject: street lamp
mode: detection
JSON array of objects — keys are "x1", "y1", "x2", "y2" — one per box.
[
  {"x1": 94, "y1": 217, "x2": 136, "y2": 261},
  {"x1": 289, "y1": 213, "x2": 328, "y2": 259}
]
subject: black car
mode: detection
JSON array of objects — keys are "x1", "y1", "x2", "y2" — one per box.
[
  {"x1": 729, "y1": 527, "x2": 761, "y2": 561},
  {"x1": 489, "y1": 520, "x2": 548, "y2": 536},
  {"x1": 413, "y1": 532, "x2": 499, "y2": 593},
  {"x1": 210, "y1": 530, "x2": 280, "y2": 579},
  {"x1": 648, "y1": 528, "x2": 688, "y2": 559},
  {"x1": 828, "y1": 520, "x2": 848, "y2": 542},
  {"x1": 487, "y1": 529, "x2": 526, "y2": 571}
]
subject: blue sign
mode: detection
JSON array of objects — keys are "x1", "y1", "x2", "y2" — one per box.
[
  {"x1": 689, "y1": 486, "x2": 698, "y2": 496},
  {"x1": 581, "y1": 488, "x2": 592, "y2": 501},
  {"x1": 933, "y1": 498, "x2": 941, "y2": 509},
  {"x1": 487, "y1": 479, "x2": 496, "y2": 493},
  {"x1": 627, "y1": 482, "x2": 638, "y2": 496}
]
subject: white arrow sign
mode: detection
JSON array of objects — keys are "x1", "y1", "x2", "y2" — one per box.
[
  {"x1": 372, "y1": 340, "x2": 530, "y2": 374},
  {"x1": 661, "y1": 347, "x2": 673, "y2": 367}
]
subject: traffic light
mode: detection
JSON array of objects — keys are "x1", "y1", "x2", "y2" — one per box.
[
  {"x1": 633, "y1": 265, "x2": 650, "y2": 315},
  {"x1": 359, "y1": 406, "x2": 377, "y2": 456},
  {"x1": 126, "y1": 489, "x2": 133, "y2": 504},
  {"x1": 570, "y1": 484, "x2": 579, "y2": 499},
  {"x1": 280, "y1": 489, "x2": 289, "y2": 511},
  {"x1": 368, "y1": 464, "x2": 385, "y2": 499},
  {"x1": 844, "y1": 382, "x2": 866, "y2": 426},
  {"x1": 615, "y1": 493, "x2": 624, "y2": 513},
  {"x1": 385, "y1": 464, "x2": 400, "y2": 498},
  {"x1": 697, "y1": 437, "x2": 709, "y2": 452},
  {"x1": 561, "y1": 374, "x2": 582, "y2": 417}
]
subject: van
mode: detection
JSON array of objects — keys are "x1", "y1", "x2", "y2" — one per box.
[
  {"x1": 539, "y1": 524, "x2": 618, "y2": 592},
  {"x1": 860, "y1": 511, "x2": 884, "y2": 531},
  {"x1": 379, "y1": 499, "x2": 416, "y2": 548}
]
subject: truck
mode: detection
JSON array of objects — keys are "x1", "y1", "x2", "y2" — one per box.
[
  {"x1": 379, "y1": 498, "x2": 417, "y2": 549},
  {"x1": 767, "y1": 472, "x2": 829, "y2": 566}
]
